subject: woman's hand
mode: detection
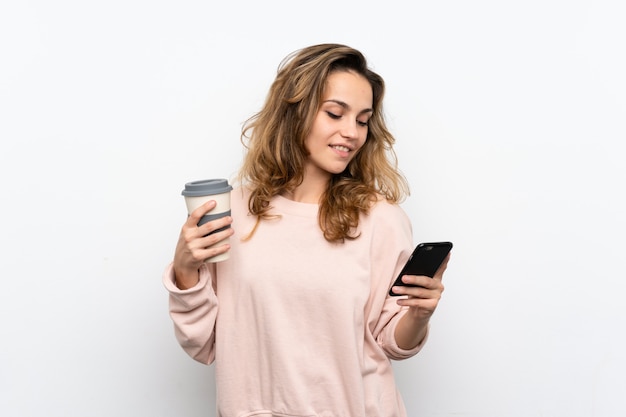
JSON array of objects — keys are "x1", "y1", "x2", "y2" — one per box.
[
  {"x1": 172, "y1": 200, "x2": 234, "y2": 289},
  {"x1": 393, "y1": 253, "x2": 449, "y2": 318},
  {"x1": 392, "y1": 254, "x2": 449, "y2": 349}
]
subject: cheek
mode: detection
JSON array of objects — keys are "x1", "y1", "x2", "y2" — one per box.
[
  {"x1": 304, "y1": 132, "x2": 321, "y2": 152},
  {"x1": 356, "y1": 135, "x2": 368, "y2": 151},
  {"x1": 307, "y1": 125, "x2": 332, "y2": 150},
  {"x1": 354, "y1": 136, "x2": 370, "y2": 157}
]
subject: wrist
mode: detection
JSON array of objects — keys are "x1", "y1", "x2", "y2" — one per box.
[
  {"x1": 395, "y1": 312, "x2": 430, "y2": 350},
  {"x1": 173, "y1": 267, "x2": 200, "y2": 290}
]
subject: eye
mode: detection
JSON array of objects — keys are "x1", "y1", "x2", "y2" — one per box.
[
  {"x1": 357, "y1": 120, "x2": 369, "y2": 127},
  {"x1": 326, "y1": 111, "x2": 341, "y2": 120}
]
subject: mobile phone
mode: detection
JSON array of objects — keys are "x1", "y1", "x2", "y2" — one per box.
[{"x1": 388, "y1": 241, "x2": 453, "y2": 296}]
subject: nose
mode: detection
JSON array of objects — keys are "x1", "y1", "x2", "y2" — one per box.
[{"x1": 340, "y1": 119, "x2": 359, "y2": 139}]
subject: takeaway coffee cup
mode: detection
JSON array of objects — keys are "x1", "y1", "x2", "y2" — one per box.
[{"x1": 181, "y1": 179, "x2": 233, "y2": 262}]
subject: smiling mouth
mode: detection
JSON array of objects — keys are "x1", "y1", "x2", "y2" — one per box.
[{"x1": 330, "y1": 145, "x2": 351, "y2": 152}]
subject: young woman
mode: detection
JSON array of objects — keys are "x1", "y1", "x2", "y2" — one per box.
[{"x1": 164, "y1": 43, "x2": 449, "y2": 417}]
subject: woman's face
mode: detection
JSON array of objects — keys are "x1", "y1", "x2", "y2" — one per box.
[{"x1": 303, "y1": 70, "x2": 373, "y2": 180}]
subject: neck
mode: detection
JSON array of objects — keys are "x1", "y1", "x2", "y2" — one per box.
[{"x1": 283, "y1": 169, "x2": 330, "y2": 203}]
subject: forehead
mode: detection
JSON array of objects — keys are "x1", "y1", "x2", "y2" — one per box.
[{"x1": 323, "y1": 70, "x2": 373, "y2": 108}]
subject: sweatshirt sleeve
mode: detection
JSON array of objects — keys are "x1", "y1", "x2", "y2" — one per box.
[
  {"x1": 367, "y1": 201, "x2": 429, "y2": 360},
  {"x1": 378, "y1": 302, "x2": 429, "y2": 360},
  {"x1": 162, "y1": 261, "x2": 218, "y2": 365}
]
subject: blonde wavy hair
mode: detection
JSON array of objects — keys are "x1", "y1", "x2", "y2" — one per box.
[{"x1": 237, "y1": 43, "x2": 409, "y2": 243}]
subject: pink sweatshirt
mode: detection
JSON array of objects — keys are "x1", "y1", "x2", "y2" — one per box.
[{"x1": 163, "y1": 187, "x2": 428, "y2": 417}]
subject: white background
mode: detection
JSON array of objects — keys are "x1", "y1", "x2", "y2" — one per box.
[{"x1": 1, "y1": 1, "x2": 625, "y2": 416}]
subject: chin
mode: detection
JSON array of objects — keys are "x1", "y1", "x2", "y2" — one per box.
[{"x1": 328, "y1": 166, "x2": 350, "y2": 175}]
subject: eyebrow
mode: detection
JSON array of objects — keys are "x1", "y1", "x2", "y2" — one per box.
[{"x1": 323, "y1": 99, "x2": 373, "y2": 115}]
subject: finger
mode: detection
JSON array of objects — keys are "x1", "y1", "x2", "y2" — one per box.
[
  {"x1": 181, "y1": 221, "x2": 234, "y2": 263},
  {"x1": 402, "y1": 283, "x2": 441, "y2": 299},
  {"x1": 195, "y1": 228, "x2": 234, "y2": 261},
  {"x1": 401, "y1": 274, "x2": 434, "y2": 288},
  {"x1": 390, "y1": 277, "x2": 429, "y2": 298},
  {"x1": 185, "y1": 200, "x2": 217, "y2": 228},
  {"x1": 395, "y1": 285, "x2": 427, "y2": 299},
  {"x1": 194, "y1": 240, "x2": 232, "y2": 262},
  {"x1": 197, "y1": 215, "x2": 233, "y2": 238},
  {"x1": 396, "y1": 295, "x2": 440, "y2": 312}
]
